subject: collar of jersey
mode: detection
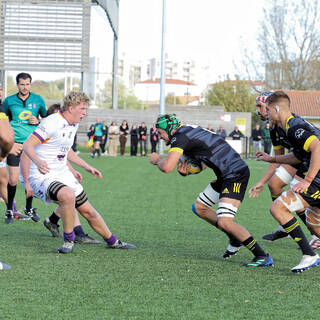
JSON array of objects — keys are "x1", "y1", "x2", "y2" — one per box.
[
  {"x1": 285, "y1": 114, "x2": 294, "y2": 132},
  {"x1": 58, "y1": 110, "x2": 72, "y2": 125}
]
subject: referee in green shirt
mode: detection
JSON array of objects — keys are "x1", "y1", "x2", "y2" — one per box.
[{"x1": 2, "y1": 73, "x2": 47, "y2": 224}]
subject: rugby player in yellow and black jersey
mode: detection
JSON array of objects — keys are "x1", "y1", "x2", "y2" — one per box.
[
  {"x1": 256, "y1": 91, "x2": 320, "y2": 272},
  {"x1": 150, "y1": 114, "x2": 274, "y2": 268},
  {"x1": 251, "y1": 91, "x2": 320, "y2": 248}
]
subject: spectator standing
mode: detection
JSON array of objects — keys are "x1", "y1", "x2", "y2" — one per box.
[
  {"x1": 139, "y1": 122, "x2": 148, "y2": 156},
  {"x1": 119, "y1": 120, "x2": 129, "y2": 156},
  {"x1": 2, "y1": 72, "x2": 47, "y2": 223},
  {"x1": 216, "y1": 125, "x2": 227, "y2": 140},
  {"x1": 251, "y1": 123, "x2": 262, "y2": 156},
  {"x1": 229, "y1": 126, "x2": 244, "y2": 140},
  {"x1": 86, "y1": 124, "x2": 95, "y2": 152},
  {"x1": 261, "y1": 122, "x2": 272, "y2": 155},
  {"x1": 100, "y1": 120, "x2": 108, "y2": 155},
  {"x1": 130, "y1": 124, "x2": 139, "y2": 156},
  {"x1": 91, "y1": 118, "x2": 105, "y2": 158},
  {"x1": 150, "y1": 124, "x2": 159, "y2": 153},
  {"x1": 207, "y1": 125, "x2": 215, "y2": 133},
  {"x1": 108, "y1": 121, "x2": 119, "y2": 156}
]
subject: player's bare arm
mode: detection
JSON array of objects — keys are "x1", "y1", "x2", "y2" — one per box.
[
  {"x1": 0, "y1": 115, "x2": 14, "y2": 161},
  {"x1": 67, "y1": 149, "x2": 102, "y2": 179},
  {"x1": 249, "y1": 148, "x2": 284, "y2": 198},
  {"x1": 28, "y1": 115, "x2": 40, "y2": 125},
  {"x1": 19, "y1": 152, "x2": 34, "y2": 197},
  {"x1": 150, "y1": 151, "x2": 181, "y2": 173},
  {"x1": 67, "y1": 161, "x2": 82, "y2": 183},
  {"x1": 23, "y1": 136, "x2": 50, "y2": 175},
  {"x1": 256, "y1": 151, "x2": 301, "y2": 165},
  {"x1": 177, "y1": 161, "x2": 191, "y2": 176}
]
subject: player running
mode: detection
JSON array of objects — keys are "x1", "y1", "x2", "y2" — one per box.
[
  {"x1": 249, "y1": 91, "x2": 320, "y2": 249},
  {"x1": 256, "y1": 91, "x2": 320, "y2": 272},
  {"x1": 150, "y1": 114, "x2": 273, "y2": 268}
]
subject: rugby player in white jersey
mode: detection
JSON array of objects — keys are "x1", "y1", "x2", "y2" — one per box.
[{"x1": 21, "y1": 92, "x2": 135, "y2": 253}]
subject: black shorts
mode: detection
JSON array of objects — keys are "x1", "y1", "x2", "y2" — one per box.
[
  {"x1": 93, "y1": 136, "x2": 103, "y2": 143},
  {"x1": 211, "y1": 167, "x2": 250, "y2": 202},
  {"x1": 300, "y1": 181, "x2": 320, "y2": 208},
  {"x1": 7, "y1": 144, "x2": 23, "y2": 167}
]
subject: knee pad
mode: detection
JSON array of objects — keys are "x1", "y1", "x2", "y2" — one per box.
[
  {"x1": 75, "y1": 190, "x2": 88, "y2": 208},
  {"x1": 217, "y1": 202, "x2": 238, "y2": 218},
  {"x1": 306, "y1": 208, "x2": 320, "y2": 227},
  {"x1": 191, "y1": 202, "x2": 200, "y2": 217},
  {"x1": 277, "y1": 191, "x2": 304, "y2": 212}
]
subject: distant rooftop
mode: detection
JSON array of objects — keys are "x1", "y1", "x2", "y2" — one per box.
[{"x1": 137, "y1": 78, "x2": 196, "y2": 86}]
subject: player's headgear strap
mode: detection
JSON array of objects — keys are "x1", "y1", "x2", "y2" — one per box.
[
  {"x1": 156, "y1": 114, "x2": 180, "y2": 136},
  {"x1": 256, "y1": 91, "x2": 273, "y2": 105}
]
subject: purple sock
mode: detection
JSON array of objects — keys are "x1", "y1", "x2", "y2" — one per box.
[
  {"x1": 64, "y1": 231, "x2": 75, "y2": 242},
  {"x1": 12, "y1": 201, "x2": 17, "y2": 212},
  {"x1": 105, "y1": 234, "x2": 117, "y2": 246}
]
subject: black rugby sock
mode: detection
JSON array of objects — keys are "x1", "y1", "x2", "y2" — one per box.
[
  {"x1": 242, "y1": 236, "x2": 266, "y2": 257},
  {"x1": 25, "y1": 196, "x2": 33, "y2": 211},
  {"x1": 282, "y1": 217, "x2": 315, "y2": 256},
  {"x1": 49, "y1": 212, "x2": 60, "y2": 225},
  {"x1": 7, "y1": 183, "x2": 17, "y2": 211},
  {"x1": 74, "y1": 225, "x2": 86, "y2": 237},
  {"x1": 297, "y1": 211, "x2": 307, "y2": 226}
]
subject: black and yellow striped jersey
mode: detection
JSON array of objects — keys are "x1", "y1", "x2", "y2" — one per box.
[{"x1": 169, "y1": 125, "x2": 248, "y2": 179}]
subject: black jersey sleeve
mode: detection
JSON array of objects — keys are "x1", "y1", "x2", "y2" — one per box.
[
  {"x1": 270, "y1": 126, "x2": 283, "y2": 150},
  {"x1": 287, "y1": 125, "x2": 319, "y2": 153},
  {"x1": 169, "y1": 132, "x2": 189, "y2": 154}
]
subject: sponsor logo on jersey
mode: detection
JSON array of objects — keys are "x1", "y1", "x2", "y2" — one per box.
[
  {"x1": 222, "y1": 188, "x2": 229, "y2": 194},
  {"x1": 295, "y1": 128, "x2": 305, "y2": 139},
  {"x1": 19, "y1": 110, "x2": 32, "y2": 120},
  {"x1": 57, "y1": 154, "x2": 66, "y2": 161}
]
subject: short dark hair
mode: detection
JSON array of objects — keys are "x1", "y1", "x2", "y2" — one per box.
[
  {"x1": 46, "y1": 103, "x2": 61, "y2": 116},
  {"x1": 265, "y1": 91, "x2": 290, "y2": 106},
  {"x1": 16, "y1": 73, "x2": 32, "y2": 84}
]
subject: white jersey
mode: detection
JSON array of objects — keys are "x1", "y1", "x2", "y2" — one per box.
[{"x1": 30, "y1": 111, "x2": 78, "y2": 174}]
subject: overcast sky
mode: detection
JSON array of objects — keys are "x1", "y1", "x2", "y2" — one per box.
[
  {"x1": 90, "y1": 0, "x2": 264, "y2": 82},
  {"x1": 25, "y1": 0, "x2": 264, "y2": 83}
]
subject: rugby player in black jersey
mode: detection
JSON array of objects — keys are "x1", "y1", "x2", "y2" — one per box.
[
  {"x1": 249, "y1": 91, "x2": 320, "y2": 250},
  {"x1": 150, "y1": 114, "x2": 273, "y2": 268},
  {"x1": 256, "y1": 91, "x2": 320, "y2": 272}
]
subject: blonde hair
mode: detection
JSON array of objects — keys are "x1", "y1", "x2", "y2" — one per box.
[{"x1": 62, "y1": 91, "x2": 90, "y2": 112}]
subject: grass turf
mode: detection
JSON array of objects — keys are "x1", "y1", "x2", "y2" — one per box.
[{"x1": 1, "y1": 156, "x2": 320, "y2": 320}]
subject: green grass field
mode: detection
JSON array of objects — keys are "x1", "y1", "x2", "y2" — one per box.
[{"x1": 1, "y1": 156, "x2": 320, "y2": 320}]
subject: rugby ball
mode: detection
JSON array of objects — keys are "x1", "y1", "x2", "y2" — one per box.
[{"x1": 179, "y1": 154, "x2": 202, "y2": 174}]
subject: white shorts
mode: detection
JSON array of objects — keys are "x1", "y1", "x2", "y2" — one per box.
[
  {"x1": 20, "y1": 168, "x2": 83, "y2": 205},
  {"x1": 0, "y1": 159, "x2": 6, "y2": 168},
  {"x1": 275, "y1": 165, "x2": 294, "y2": 185}
]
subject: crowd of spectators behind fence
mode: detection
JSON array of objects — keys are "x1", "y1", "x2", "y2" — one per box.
[{"x1": 85, "y1": 121, "x2": 272, "y2": 157}]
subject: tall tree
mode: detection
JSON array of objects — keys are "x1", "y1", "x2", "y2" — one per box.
[
  {"x1": 244, "y1": 0, "x2": 320, "y2": 90},
  {"x1": 207, "y1": 76, "x2": 256, "y2": 112}
]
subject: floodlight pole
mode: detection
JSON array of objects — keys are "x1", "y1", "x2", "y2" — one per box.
[{"x1": 159, "y1": 0, "x2": 166, "y2": 155}]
